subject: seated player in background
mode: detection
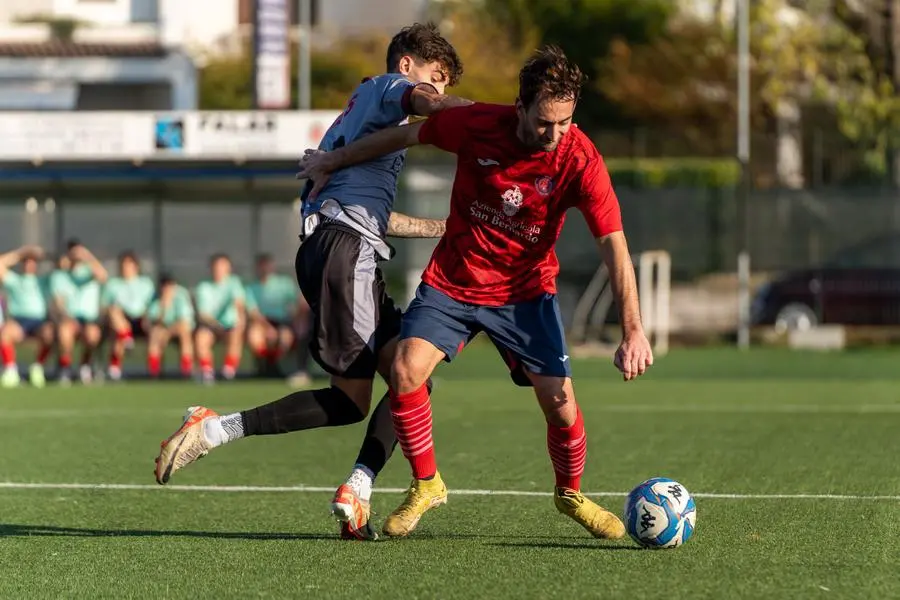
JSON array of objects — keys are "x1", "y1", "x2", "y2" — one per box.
[
  {"x1": 298, "y1": 46, "x2": 654, "y2": 539},
  {"x1": 245, "y1": 253, "x2": 301, "y2": 377},
  {"x1": 0, "y1": 245, "x2": 53, "y2": 388},
  {"x1": 50, "y1": 240, "x2": 108, "y2": 385},
  {"x1": 101, "y1": 251, "x2": 155, "y2": 381},
  {"x1": 193, "y1": 253, "x2": 245, "y2": 383},
  {"x1": 146, "y1": 274, "x2": 195, "y2": 379}
]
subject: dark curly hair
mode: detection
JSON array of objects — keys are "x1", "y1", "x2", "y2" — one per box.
[
  {"x1": 518, "y1": 45, "x2": 585, "y2": 109},
  {"x1": 386, "y1": 22, "x2": 463, "y2": 87}
]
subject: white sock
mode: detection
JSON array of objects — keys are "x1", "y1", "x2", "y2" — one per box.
[
  {"x1": 346, "y1": 465, "x2": 374, "y2": 502},
  {"x1": 202, "y1": 413, "x2": 245, "y2": 447}
]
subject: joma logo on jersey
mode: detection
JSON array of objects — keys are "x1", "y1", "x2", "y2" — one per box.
[{"x1": 501, "y1": 185, "x2": 524, "y2": 216}]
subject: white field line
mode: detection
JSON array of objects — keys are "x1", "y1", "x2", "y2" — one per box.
[
  {"x1": 1, "y1": 404, "x2": 899, "y2": 419},
  {"x1": 0, "y1": 482, "x2": 897, "y2": 501}
]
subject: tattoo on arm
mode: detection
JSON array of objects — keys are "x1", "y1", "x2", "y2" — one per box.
[{"x1": 386, "y1": 212, "x2": 447, "y2": 238}]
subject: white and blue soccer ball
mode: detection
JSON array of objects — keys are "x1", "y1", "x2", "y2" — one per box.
[{"x1": 624, "y1": 477, "x2": 697, "y2": 549}]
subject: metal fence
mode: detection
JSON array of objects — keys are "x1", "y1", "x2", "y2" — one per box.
[{"x1": 3, "y1": 171, "x2": 900, "y2": 331}]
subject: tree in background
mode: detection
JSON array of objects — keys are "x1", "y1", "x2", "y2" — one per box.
[
  {"x1": 479, "y1": 0, "x2": 676, "y2": 132},
  {"x1": 199, "y1": 36, "x2": 383, "y2": 110}
]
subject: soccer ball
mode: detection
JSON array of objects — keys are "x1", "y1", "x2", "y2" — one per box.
[{"x1": 624, "y1": 477, "x2": 697, "y2": 549}]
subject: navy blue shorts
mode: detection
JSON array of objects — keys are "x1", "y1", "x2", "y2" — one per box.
[
  {"x1": 126, "y1": 316, "x2": 146, "y2": 337},
  {"x1": 13, "y1": 317, "x2": 45, "y2": 337},
  {"x1": 401, "y1": 284, "x2": 572, "y2": 387},
  {"x1": 266, "y1": 317, "x2": 292, "y2": 329}
]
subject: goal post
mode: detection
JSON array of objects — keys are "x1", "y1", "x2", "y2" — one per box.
[{"x1": 570, "y1": 250, "x2": 671, "y2": 356}]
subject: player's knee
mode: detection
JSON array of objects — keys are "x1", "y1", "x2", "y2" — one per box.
[
  {"x1": 533, "y1": 375, "x2": 578, "y2": 427},
  {"x1": 391, "y1": 358, "x2": 428, "y2": 394},
  {"x1": 330, "y1": 377, "x2": 373, "y2": 417}
]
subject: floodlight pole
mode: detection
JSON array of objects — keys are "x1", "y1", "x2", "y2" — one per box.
[
  {"x1": 736, "y1": 0, "x2": 752, "y2": 350},
  {"x1": 298, "y1": 0, "x2": 311, "y2": 110}
]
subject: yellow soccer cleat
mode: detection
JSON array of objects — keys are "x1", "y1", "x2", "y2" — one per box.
[
  {"x1": 554, "y1": 487, "x2": 627, "y2": 540},
  {"x1": 154, "y1": 406, "x2": 219, "y2": 485},
  {"x1": 382, "y1": 472, "x2": 448, "y2": 538}
]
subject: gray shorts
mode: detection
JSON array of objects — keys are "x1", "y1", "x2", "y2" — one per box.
[{"x1": 294, "y1": 222, "x2": 402, "y2": 379}]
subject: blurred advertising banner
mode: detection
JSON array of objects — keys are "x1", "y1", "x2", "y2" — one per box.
[{"x1": 0, "y1": 111, "x2": 338, "y2": 161}]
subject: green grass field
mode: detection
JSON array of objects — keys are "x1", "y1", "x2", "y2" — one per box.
[{"x1": 1, "y1": 345, "x2": 898, "y2": 599}]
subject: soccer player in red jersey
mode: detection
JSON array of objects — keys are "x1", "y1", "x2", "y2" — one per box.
[{"x1": 298, "y1": 45, "x2": 654, "y2": 539}]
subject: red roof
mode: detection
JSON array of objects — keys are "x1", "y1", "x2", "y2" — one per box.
[{"x1": 0, "y1": 42, "x2": 168, "y2": 58}]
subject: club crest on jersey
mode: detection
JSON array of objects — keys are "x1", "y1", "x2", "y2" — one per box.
[
  {"x1": 535, "y1": 175, "x2": 555, "y2": 196},
  {"x1": 501, "y1": 185, "x2": 524, "y2": 216}
]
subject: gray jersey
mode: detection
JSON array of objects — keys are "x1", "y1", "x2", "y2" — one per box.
[{"x1": 301, "y1": 73, "x2": 416, "y2": 239}]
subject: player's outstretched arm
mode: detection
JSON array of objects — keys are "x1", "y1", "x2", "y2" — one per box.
[
  {"x1": 0, "y1": 245, "x2": 41, "y2": 280},
  {"x1": 386, "y1": 212, "x2": 446, "y2": 238},
  {"x1": 297, "y1": 121, "x2": 425, "y2": 201},
  {"x1": 597, "y1": 231, "x2": 653, "y2": 381},
  {"x1": 71, "y1": 245, "x2": 108, "y2": 284},
  {"x1": 408, "y1": 85, "x2": 473, "y2": 117}
]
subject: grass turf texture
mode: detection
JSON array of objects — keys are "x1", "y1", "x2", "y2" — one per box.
[{"x1": 0, "y1": 345, "x2": 897, "y2": 599}]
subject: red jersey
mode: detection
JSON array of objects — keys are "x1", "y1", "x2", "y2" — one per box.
[{"x1": 417, "y1": 103, "x2": 623, "y2": 306}]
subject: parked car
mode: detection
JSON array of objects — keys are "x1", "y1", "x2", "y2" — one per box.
[{"x1": 751, "y1": 233, "x2": 900, "y2": 331}]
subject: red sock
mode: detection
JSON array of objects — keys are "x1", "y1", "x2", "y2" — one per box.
[
  {"x1": 179, "y1": 355, "x2": 193, "y2": 375},
  {"x1": 116, "y1": 328, "x2": 133, "y2": 342},
  {"x1": 199, "y1": 357, "x2": 213, "y2": 371},
  {"x1": 267, "y1": 346, "x2": 283, "y2": 364},
  {"x1": 109, "y1": 355, "x2": 122, "y2": 369},
  {"x1": 253, "y1": 345, "x2": 268, "y2": 359},
  {"x1": 1, "y1": 343, "x2": 15, "y2": 367},
  {"x1": 547, "y1": 407, "x2": 587, "y2": 491},
  {"x1": 59, "y1": 353, "x2": 72, "y2": 369},
  {"x1": 148, "y1": 353, "x2": 162, "y2": 377},
  {"x1": 36, "y1": 344, "x2": 50, "y2": 365},
  {"x1": 224, "y1": 354, "x2": 239, "y2": 370},
  {"x1": 390, "y1": 384, "x2": 436, "y2": 479}
]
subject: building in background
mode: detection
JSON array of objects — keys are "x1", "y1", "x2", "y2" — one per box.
[{"x1": 0, "y1": 0, "x2": 195, "y2": 110}]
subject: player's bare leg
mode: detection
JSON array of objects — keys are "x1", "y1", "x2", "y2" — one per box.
[
  {"x1": 173, "y1": 322, "x2": 194, "y2": 378},
  {"x1": 147, "y1": 325, "x2": 170, "y2": 378},
  {"x1": 222, "y1": 327, "x2": 243, "y2": 380},
  {"x1": 0, "y1": 320, "x2": 23, "y2": 387},
  {"x1": 382, "y1": 337, "x2": 449, "y2": 538},
  {"x1": 246, "y1": 320, "x2": 270, "y2": 375},
  {"x1": 56, "y1": 318, "x2": 79, "y2": 385},
  {"x1": 286, "y1": 305, "x2": 313, "y2": 387},
  {"x1": 270, "y1": 324, "x2": 294, "y2": 373},
  {"x1": 106, "y1": 306, "x2": 132, "y2": 380},
  {"x1": 30, "y1": 322, "x2": 54, "y2": 388},
  {"x1": 194, "y1": 326, "x2": 216, "y2": 384},
  {"x1": 79, "y1": 323, "x2": 102, "y2": 384},
  {"x1": 530, "y1": 373, "x2": 625, "y2": 540}
]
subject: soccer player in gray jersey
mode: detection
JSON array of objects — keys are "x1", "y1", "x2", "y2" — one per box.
[{"x1": 154, "y1": 23, "x2": 470, "y2": 540}]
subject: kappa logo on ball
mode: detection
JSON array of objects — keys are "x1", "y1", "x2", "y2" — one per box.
[
  {"x1": 501, "y1": 185, "x2": 524, "y2": 216},
  {"x1": 535, "y1": 175, "x2": 555, "y2": 196}
]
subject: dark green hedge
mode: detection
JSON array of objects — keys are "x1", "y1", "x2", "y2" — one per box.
[{"x1": 606, "y1": 158, "x2": 740, "y2": 189}]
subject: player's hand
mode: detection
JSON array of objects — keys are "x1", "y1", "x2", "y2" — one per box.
[
  {"x1": 296, "y1": 149, "x2": 336, "y2": 202},
  {"x1": 20, "y1": 245, "x2": 44, "y2": 260},
  {"x1": 69, "y1": 245, "x2": 93, "y2": 262},
  {"x1": 613, "y1": 329, "x2": 654, "y2": 381}
]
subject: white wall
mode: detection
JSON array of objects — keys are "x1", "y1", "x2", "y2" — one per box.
[
  {"x1": 0, "y1": 0, "x2": 54, "y2": 24},
  {"x1": 53, "y1": 0, "x2": 132, "y2": 25},
  {"x1": 159, "y1": 0, "x2": 238, "y2": 50}
]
